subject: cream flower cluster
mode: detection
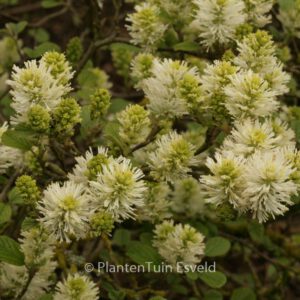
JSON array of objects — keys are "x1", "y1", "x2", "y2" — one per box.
[
  {"x1": 148, "y1": 131, "x2": 199, "y2": 182},
  {"x1": 7, "y1": 51, "x2": 73, "y2": 125},
  {"x1": 153, "y1": 220, "x2": 205, "y2": 267},
  {"x1": 54, "y1": 273, "x2": 99, "y2": 300},
  {"x1": 38, "y1": 147, "x2": 147, "y2": 242},
  {"x1": 192, "y1": 0, "x2": 246, "y2": 49},
  {"x1": 201, "y1": 117, "x2": 299, "y2": 223},
  {"x1": 142, "y1": 58, "x2": 203, "y2": 118}
]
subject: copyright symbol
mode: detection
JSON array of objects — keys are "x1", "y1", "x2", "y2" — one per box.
[{"x1": 85, "y1": 263, "x2": 94, "y2": 273}]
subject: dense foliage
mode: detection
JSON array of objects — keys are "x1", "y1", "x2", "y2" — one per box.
[{"x1": 0, "y1": 0, "x2": 300, "y2": 299}]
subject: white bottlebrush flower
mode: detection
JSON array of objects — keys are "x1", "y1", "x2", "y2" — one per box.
[
  {"x1": 38, "y1": 181, "x2": 93, "y2": 242},
  {"x1": 200, "y1": 60, "x2": 238, "y2": 117},
  {"x1": 148, "y1": 132, "x2": 199, "y2": 182},
  {"x1": 263, "y1": 62, "x2": 290, "y2": 96},
  {"x1": 137, "y1": 182, "x2": 172, "y2": 222},
  {"x1": 143, "y1": 58, "x2": 202, "y2": 118},
  {"x1": 54, "y1": 274, "x2": 99, "y2": 300},
  {"x1": 68, "y1": 147, "x2": 111, "y2": 185},
  {"x1": 7, "y1": 59, "x2": 70, "y2": 124},
  {"x1": 224, "y1": 70, "x2": 278, "y2": 119},
  {"x1": 0, "y1": 122, "x2": 23, "y2": 173},
  {"x1": 126, "y1": 3, "x2": 167, "y2": 50},
  {"x1": 270, "y1": 118, "x2": 295, "y2": 148},
  {"x1": 200, "y1": 151, "x2": 246, "y2": 209},
  {"x1": 243, "y1": 150, "x2": 298, "y2": 223},
  {"x1": 243, "y1": 0, "x2": 273, "y2": 27},
  {"x1": 192, "y1": 0, "x2": 246, "y2": 49},
  {"x1": 278, "y1": 1, "x2": 300, "y2": 39},
  {"x1": 201, "y1": 60, "x2": 238, "y2": 94},
  {"x1": 20, "y1": 226, "x2": 56, "y2": 267},
  {"x1": 171, "y1": 177, "x2": 205, "y2": 217},
  {"x1": 233, "y1": 29, "x2": 290, "y2": 93},
  {"x1": 154, "y1": 221, "x2": 205, "y2": 267},
  {"x1": 222, "y1": 118, "x2": 279, "y2": 156},
  {"x1": 234, "y1": 30, "x2": 275, "y2": 67},
  {"x1": 89, "y1": 157, "x2": 147, "y2": 221}
]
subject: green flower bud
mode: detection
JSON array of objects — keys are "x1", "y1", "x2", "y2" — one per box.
[
  {"x1": 41, "y1": 51, "x2": 73, "y2": 85},
  {"x1": 15, "y1": 175, "x2": 40, "y2": 206},
  {"x1": 28, "y1": 104, "x2": 51, "y2": 133},
  {"x1": 86, "y1": 154, "x2": 109, "y2": 180},
  {"x1": 276, "y1": 46, "x2": 292, "y2": 63},
  {"x1": 178, "y1": 73, "x2": 203, "y2": 115},
  {"x1": 90, "y1": 88, "x2": 111, "y2": 120},
  {"x1": 52, "y1": 98, "x2": 81, "y2": 137},
  {"x1": 131, "y1": 53, "x2": 154, "y2": 89},
  {"x1": 117, "y1": 104, "x2": 151, "y2": 145},
  {"x1": 222, "y1": 49, "x2": 235, "y2": 62},
  {"x1": 89, "y1": 211, "x2": 114, "y2": 237},
  {"x1": 216, "y1": 202, "x2": 237, "y2": 221},
  {"x1": 235, "y1": 23, "x2": 254, "y2": 41},
  {"x1": 24, "y1": 147, "x2": 43, "y2": 176},
  {"x1": 66, "y1": 37, "x2": 83, "y2": 65},
  {"x1": 111, "y1": 43, "x2": 137, "y2": 83}
]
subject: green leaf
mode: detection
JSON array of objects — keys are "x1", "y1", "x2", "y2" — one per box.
[
  {"x1": 1, "y1": 129, "x2": 36, "y2": 150},
  {"x1": 173, "y1": 41, "x2": 200, "y2": 52},
  {"x1": 29, "y1": 28, "x2": 50, "y2": 43},
  {"x1": 291, "y1": 120, "x2": 300, "y2": 143},
  {"x1": 6, "y1": 21, "x2": 27, "y2": 35},
  {"x1": 24, "y1": 42, "x2": 60, "y2": 58},
  {"x1": 41, "y1": 0, "x2": 63, "y2": 8},
  {"x1": 150, "y1": 297, "x2": 167, "y2": 300},
  {"x1": 0, "y1": 203, "x2": 12, "y2": 225},
  {"x1": 22, "y1": 217, "x2": 39, "y2": 231},
  {"x1": 38, "y1": 294, "x2": 53, "y2": 300},
  {"x1": 0, "y1": 235, "x2": 25, "y2": 266},
  {"x1": 205, "y1": 237, "x2": 231, "y2": 257},
  {"x1": 112, "y1": 229, "x2": 131, "y2": 246},
  {"x1": 204, "y1": 290, "x2": 223, "y2": 300},
  {"x1": 103, "y1": 121, "x2": 126, "y2": 151},
  {"x1": 247, "y1": 222, "x2": 264, "y2": 244},
  {"x1": 278, "y1": 0, "x2": 295, "y2": 10},
  {"x1": 231, "y1": 287, "x2": 256, "y2": 300},
  {"x1": 126, "y1": 241, "x2": 161, "y2": 268},
  {"x1": 8, "y1": 187, "x2": 24, "y2": 204},
  {"x1": 186, "y1": 271, "x2": 198, "y2": 281},
  {"x1": 109, "y1": 98, "x2": 129, "y2": 114},
  {"x1": 199, "y1": 271, "x2": 227, "y2": 289}
]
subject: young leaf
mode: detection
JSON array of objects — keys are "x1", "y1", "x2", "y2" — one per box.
[
  {"x1": 0, "y1": 235, "x2": 25, "y2": 266},
  {"x1": 204, "y1": 290, "x2": 223, "y2": 300},
  {"x1": 230, "y1": 287, "x2": 256, "y2": 300},
  {"x1": 205, "y1": 237, "x2": 231, "y2": 257},
  {"x1": 199, "y1": 271, "x2": 227, "y2": 289},
  {"x1": 126, "y1": 241, "x2": 162, "y2": 267},
  {"x1": 173, "y1": 41, "x2": 200, "y2": 52},
  {"x1": 1, "y1": 129, "x2": 36, "y2": 151},
  {"x1": 0, "y1": 203, "x2": 12, "y2": 225}
]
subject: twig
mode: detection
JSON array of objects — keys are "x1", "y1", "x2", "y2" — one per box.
[
  {"x1": 30, "y1": 5, "x2": 69, "y2": 27},
  {"x1": 73, "y1": 32, "x2": 117, "y2": 82},
  {"x1": 18, "y1": 268, "x2": 37, "y2": 300},
  {"x1": 0, "y1": 170, "x2": 20, "y2": 202},
  {"x1": 129, "y1": 124, "x2": 161, "y2": 154},
  {"x1": 221, "y1": 232, "x2": 300, "y2": 274}
]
